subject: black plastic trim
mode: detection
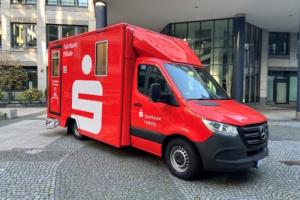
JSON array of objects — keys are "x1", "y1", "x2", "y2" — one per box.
[
  {"x1": 196, "y1": 102, "x2": 220, "y2": 106},
  {"x1": 194, "y1": 133, "x2": 268, "y2": 172},
  {"x1": 130, "y1": 126, "x2": 166, "y2": 144}
]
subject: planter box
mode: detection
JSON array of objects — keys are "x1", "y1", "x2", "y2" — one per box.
[
  {"x1": 0, "y1": 109, "x2": 17, "y2": 119},
  {"x1": 0, "y1": 113, "x2": 5, "y2": 120}
]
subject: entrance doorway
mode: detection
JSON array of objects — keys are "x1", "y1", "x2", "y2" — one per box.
[
  {"x1": 267, "y1": 71, "x2": 297, "y2": 104},
  {"x1": 275, "y1": 80, "x2": 288, "y2": 104}
]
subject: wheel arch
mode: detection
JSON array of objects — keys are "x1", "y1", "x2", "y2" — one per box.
[
  {"x1": 161, "y1": 134, "x2": 202, "y2": 161},
  {"x1": 66, "y1": 116, "x2": 79, "y2": 134}
]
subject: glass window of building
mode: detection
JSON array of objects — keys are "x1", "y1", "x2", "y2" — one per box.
[
  {"x1": 12, "y1": 0, "x2": 36, "y2": 4},
  {"x1": 12, "y1": 24, "x2": 37, "y2": 48},
  {"x1": 62, "y1": 26, "x2": 75, "y2": 38},
  {"x1": 244, "y1": 23, "x2": 261, "y2": 103},
  {"x1": 47, "y1": 25, "x2": 59, "y2": 43},
  {"x1": 161, "y1": 19, "x2": 261, "y2": 102},
  {"x1": 47, "y1": 0, "x2": 58, "y2": 5},
  {"x1": 214, "y1": 20, "x2": 228, "y2": 48},
  {"x1": 78, "y1": 26, "x2": 88, "y2": 34},
  {"x1": 46, "y1": 25, "x2": 88, "y2": 47},
  {"x1": 26, "y1": 24, "x2": 37, "y2": 47},
  {"x1": 61, "y1": 0, "x2": 75, "y2": 6},
  {"x1": 46, "y1": 0, "x2": 87, "y2": 7},
  {"x1": 12, "y1": 24, "x2": 24, "y2": 47},
  {"x1": 24, "y1": 67, "x2": 38, "y2": 89},
  {"x1": 78, "y1": 0, "x2": 88, "y2": 6},
  {"x1": 188, "y1": 22, "x2": 200, "y2": 58},
  {"x1": 289, "y1": 76, "x2": 297, "y2": 102},
  {"x1": 269, "y1": 32, "x2": 289, "y2": 55},
  {"x1": 175, "y1": 23, "x2": 187, "y2": 41}
]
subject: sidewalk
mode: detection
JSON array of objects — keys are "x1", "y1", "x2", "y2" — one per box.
[
  {"x1": 0, "y1": 105, "x2": 298, "y2": 121},
  {"x1": 0, "y1": 107, "x2": 46, "y2": 118},
  {"x1": 249, "y1": 104, "x2": 298, "y2": 121}
]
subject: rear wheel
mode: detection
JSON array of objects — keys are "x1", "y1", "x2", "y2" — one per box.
[
  {"x1": 71, "y1": 120, "x2": 85, "y2": 140},
  {"x1": 165, "y1": 138, "x2": 202, "y2": 180}
]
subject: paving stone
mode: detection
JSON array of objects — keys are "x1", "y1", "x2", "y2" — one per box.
[{"x1": 0, "y1": 115, "x2": 299, "y2": 199}]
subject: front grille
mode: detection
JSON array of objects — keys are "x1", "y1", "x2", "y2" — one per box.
[{"x1": 240, "y1": 123, "x2": 268, "y2": 147}]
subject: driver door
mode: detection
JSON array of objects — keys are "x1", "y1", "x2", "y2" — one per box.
[{"x1": 130, "y1": 61, "x2": 171, "y2": 141}]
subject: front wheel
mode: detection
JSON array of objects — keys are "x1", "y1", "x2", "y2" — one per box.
[
  {"x1": 165, "y1": 138, "x2": 202, "y2": 180},
  {"x1": 71, "y1": 120, "x2": 85, "y2": 140}
]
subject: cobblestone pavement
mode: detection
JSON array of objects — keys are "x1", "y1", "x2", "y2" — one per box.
[{"x1": 0, "y1": 113, "x2": 299, "y2": 199}]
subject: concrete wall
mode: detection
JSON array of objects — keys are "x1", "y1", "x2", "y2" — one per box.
[{"x1": 0, "y1": 0, "x2": 96, "y2": 96}]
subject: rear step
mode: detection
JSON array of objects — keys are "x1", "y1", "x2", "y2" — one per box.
[{"x1": 45, "y1": 119, "x2": 60, "y2": 129}]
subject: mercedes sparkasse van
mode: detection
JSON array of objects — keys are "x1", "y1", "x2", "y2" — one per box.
[{"x1": 47, "y1": 23, "x2": 269, "y2": 180}]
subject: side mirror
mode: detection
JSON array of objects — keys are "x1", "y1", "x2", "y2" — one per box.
[{"x1": 149, "y1": 83, "x2": 161, "y2": 102}]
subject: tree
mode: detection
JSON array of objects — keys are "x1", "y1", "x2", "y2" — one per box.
[{"x1": 0, "y1": 54, "x2": 26, "y2": 100}]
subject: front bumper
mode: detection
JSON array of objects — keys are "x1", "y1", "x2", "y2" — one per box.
[{"x1": 194, "y1": 133, "x2": 268, "y2": 172}]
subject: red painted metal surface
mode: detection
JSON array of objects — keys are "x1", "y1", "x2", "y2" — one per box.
[{"x1": 47, "y1": 23, "x2": 266, "y2": 158}]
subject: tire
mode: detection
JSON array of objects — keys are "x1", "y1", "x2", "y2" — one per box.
[
  {"x1": 71, "y1": 120, "x2": 85, "y2": 140},
  {"x1": 165, "y1": 138, "x2": 202, "y2": 180}
]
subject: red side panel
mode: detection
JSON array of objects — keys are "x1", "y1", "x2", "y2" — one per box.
[
  {"x1": 125, "y1": 26, "x2": 137, "y2": 59},
  {"x1": 121, "y1": 59, "x2": 135, "y2": 146},
  {"x1": 131, "y1": 136, "x2": 162, "y2": 157},
  {"x1": 48, "y1": 25, "x2": 126, "y2": 148},
  {"x1": 133, "y1": 28, "x2": 202, "y2": 66},
  {"x1": 121, "y1": 26, "x2": 137, "y2": 146}
]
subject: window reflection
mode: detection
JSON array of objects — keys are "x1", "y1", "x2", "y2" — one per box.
[{"x1": 161, "y1": 19, "x2": 261, "y2": 102}]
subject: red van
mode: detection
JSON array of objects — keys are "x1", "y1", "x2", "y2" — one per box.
[{"x1": 47, "y1": 23, "x2": 268, "y2": 180}]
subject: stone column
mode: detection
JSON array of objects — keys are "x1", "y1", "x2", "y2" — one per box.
[
  {"x1": 88, "y1": 0, "x2": 96, "y2": 31},
  {"x1": 95, "y1": 1, "x2": 107, "y2": 29},
  {"x1": 1, "y1": 0, "x2": 11, "y2": 52},
  {"x1": 233, "y1": 13, "x2": 245, "y2": 103},
  {"x1": 37, "y1": 0, "x2": 47, "y2": 91}
]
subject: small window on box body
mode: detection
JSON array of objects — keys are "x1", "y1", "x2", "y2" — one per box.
[
  {"x1": 95, "y1": 41, "x2": 108, "y2": 76},
  {"x1": 52, "y1": 51, "x2": 59, "y2": 77}
]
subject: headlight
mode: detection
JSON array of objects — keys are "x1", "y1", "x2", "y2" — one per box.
[{"x1": 202, "y1": 119, "x2": 238, "y2": 137}]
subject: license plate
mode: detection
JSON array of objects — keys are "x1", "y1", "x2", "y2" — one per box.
[{"x1": 256, "y1": 157, "x2": 268, "y2": 168}]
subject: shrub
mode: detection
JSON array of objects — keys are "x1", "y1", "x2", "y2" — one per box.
[
  {"x1": 21, "y1": 88, "x2": 43, "y2": 101},
  {"x1": 0, "y1": 89, "x2": 4, "y2": 101}
]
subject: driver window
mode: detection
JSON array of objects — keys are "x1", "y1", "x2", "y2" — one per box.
[{"x1": 138, "y1": 64, "x2": 170, "y2": 97}]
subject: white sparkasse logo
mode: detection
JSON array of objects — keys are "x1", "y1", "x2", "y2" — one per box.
[
  {"x1": 71, "y1": 54, "x2": 103, "y2": 135},
  {"x1": 139, "y1": 109, "x2": 143, "y2": 118}
]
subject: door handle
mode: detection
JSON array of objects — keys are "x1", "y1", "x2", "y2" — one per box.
[{"x1": 134, "y1": 102, "x2": 142, "y2": 107}]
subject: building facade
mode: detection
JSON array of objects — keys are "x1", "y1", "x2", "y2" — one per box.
[
  {"x1": 161, "y1": 18, "x2": 299, "y2": 104},
  {"x1": 0, "y1": 0, "x2": 96, "y2": 99},
  {"x1": 0, "y1": 0, "x2": 299, "y2": 106}
]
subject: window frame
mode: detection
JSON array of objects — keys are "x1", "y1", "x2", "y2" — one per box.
[
  {"x1": 46, "y1": 0, "x2": 88, "y2": 7},
  {"x1": 12, "y1": 23, "x2": 37, "y2": 48},
  {"x1": 95, "y1": 40, "x2": 108, "y2": 77},
  {"x1": 269, "y1": 32, "x2": 289, "y2": 55}
]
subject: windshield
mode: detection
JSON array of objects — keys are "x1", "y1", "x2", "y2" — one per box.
[{"x1": 164, "y1": 63, "x2": 230, "y2": 100}]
